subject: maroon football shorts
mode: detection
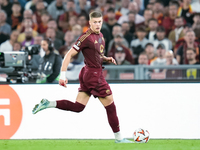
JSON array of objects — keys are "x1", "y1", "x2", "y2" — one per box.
[{"x1": 78, "y1": 66, "x2": 112, "y2": 98}]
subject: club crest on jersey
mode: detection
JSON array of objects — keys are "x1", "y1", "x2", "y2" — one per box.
[
  {"x1": 100, "y1": 45, "x2": 104, "y2": 53},
  {"x1": 98, "y1": 37, "x2": 102, "y2": 43},
  {"x1": 76, "y1": 40, "x2": 81, "y2": 46},
  {"x1": 106, "y1": 89, "x2": 110, "y2": 94}
]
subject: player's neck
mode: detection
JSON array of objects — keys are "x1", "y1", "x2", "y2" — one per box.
[{"x1": 90, "y1": 27, "x2": 100, "y2": 34}]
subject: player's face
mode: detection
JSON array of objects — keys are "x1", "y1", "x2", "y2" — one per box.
[{"x1": 89, "y1": 17, "x2": 103, "y2": 33}]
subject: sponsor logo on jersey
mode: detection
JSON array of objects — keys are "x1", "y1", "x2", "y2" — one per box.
[{"x1": 94, "y1": 40, "x2": 98, "y2": 44}]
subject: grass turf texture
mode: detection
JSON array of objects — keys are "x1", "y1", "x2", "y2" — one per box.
[{"x1": 0, "y1": 139, "x2": 200, "y2": 150}]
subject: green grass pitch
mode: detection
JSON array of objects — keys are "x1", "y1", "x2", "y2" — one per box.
[{"x1": 0, "y1": 139, "x2": 200, "y2": 150}]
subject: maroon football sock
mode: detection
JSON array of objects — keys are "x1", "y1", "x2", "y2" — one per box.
[
  {"x1": 105, "y1": 102, "x2": 120, "y2": 133},
  {"x1": 56, "y1": 100, "x2": 85, "y2": 113}
]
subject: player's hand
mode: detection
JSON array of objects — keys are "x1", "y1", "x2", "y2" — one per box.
[
  {"x1": 59, "y1": 79, "x2": 68, "y2": 87},
  {"x1": 106, "y1": 57, "x2": 117, "y2": 65}
]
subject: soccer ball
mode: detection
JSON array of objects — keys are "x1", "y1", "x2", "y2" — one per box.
[{"x1": 133, "y1": 128, "x2": 150, "y2": 143}]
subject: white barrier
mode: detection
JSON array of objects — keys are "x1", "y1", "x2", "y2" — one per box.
[{"x1": 0, "y1": 83, "x2": 200, "y2": 139}]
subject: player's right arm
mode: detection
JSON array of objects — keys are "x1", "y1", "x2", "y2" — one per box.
[{"x1": 59, "y1": 48, "x2": 78, "y2": 87}]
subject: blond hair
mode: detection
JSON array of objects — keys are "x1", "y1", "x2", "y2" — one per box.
[{"x1": 89, "y1": 11, "x2": 102, "y2": 20}]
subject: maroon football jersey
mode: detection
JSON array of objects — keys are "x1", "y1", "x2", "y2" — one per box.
[{"x1": 73, "y1": 28, "x2": 105, "y2": 68}]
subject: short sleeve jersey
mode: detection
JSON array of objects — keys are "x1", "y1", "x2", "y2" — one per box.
[{"x1": 73, "y1": 28, "x2": 105, "y2": 68}]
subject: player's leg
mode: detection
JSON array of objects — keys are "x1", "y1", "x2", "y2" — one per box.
[
  {"x1": 56, "y1": 91, "x2": 90, "y2": 111},
  {"x1": 99, "y1": 95, "x2": 133, "y2": 143},
  {"x1": 32, "y1": 92, "x2": 90, "y2": 114}
]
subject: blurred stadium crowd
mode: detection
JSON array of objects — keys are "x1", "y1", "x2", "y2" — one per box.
[{"x1": 0, "y1": 0, "x2": 200, "y2": 81}]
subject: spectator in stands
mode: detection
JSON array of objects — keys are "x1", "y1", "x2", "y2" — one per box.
[
  {"x1": 146, "y1": 18, "x2": 158, "y2": 42},
  {"x1": 186, "y1": 48, "x2": 200, "y2": 64},
  {"x1": 138, "y1": 9, "x2": 153, "y2": 30},
  {"x1": 165, "y1": 50, "x2": 178, "y2": 65},
  {"x1": 38, "y1": 11, "x2": 50, "y2": 34},
  {"x1": 108, "y1": 33, "x2": 134, "y2": 64},
  {"x1": 118, "y1": 0, "x2": 130, "y2": 15},
  {"x1": 173, "y1": 23, "x2": 194, "y2": 54},
  {"x1": 75, "y1": 0, "x2": 90, "y2": 15},
  {"x1": 0, "y1": 10, "x2": 11, "y2": 35},
  {"x1": 47, "y1": 0, "x2": 66, "y2": 20},
  {"x1": 11, "y1": 2, "x2": 23, "y2": 30},
  {"x1": 21, "y1": 27, "x2": 35, "y2": 47},
  {"x1": 121, "y1": 21, "x2": 133, "y2": 46},
  {"x1": 47, "y1": 20, "x2": 64, "y2": 41},
  {"x1": 164, "y1": 50, "x2": 180, "y2": 79},
  {"x1": 25, "y1": 0, "x2": 38, "y2": 10},
  {"x1": 18, "y1": 26, "x2": 38, "y2": 43},
  {"x1": 72, "y1": 24, "x2": 82, "y2": 40},
  {"x1": 105, "y1": 7, "x2": 120, "y2": 38},
  {"x1": 114, "y1": 46, "x2": 131, "y2": 65},
  {"x1": 153, "y1": 26, "x2": 172, "y2": 51},
  {"x1": 144, "y1": 43, "x2": 157, "y2": 64},
  {"x1": 128, "y1": 11, "x2": 136, "y2": 34},
  {"x1": 0, "y1": 0, "x2": 12, "y2": 18},
  {"x1": 168, "y1": 16, "x2": 185, "y2": 48},
  {"x1": 152, "y1": 0, "x2": 164, "y2": 25},
  {"x1": 77, "y1": 14, "x2": 89, "y2": 33},
  {"x1": 95, "y1": 0, "x2": 107, "y2": 15},
  {"x1": 34, "y1": 34, "x2": 45, "y2": 57},
  {"x1": 17, "y1": 18, "x2": 38, "y2": 33},
  {"x1": 103, "y1": 0, "x2": 122, "y2": 23},
  {"x1": 162, "y1": 0, "x2": 180, "y2": 36},
  {"x1": 58, "y1": 0, "x2": 78, "y2": 32},
  {"x1": 185, "y1": 48, "x2": 200, "y2": 79},
  {"x1": 0, "y1": 30, "x2": 19, "y2": 52},
  {"x1": 107, "y1": 25, "x2": 129, "y2": 54},
  {"x1": 13, "y1": 42, "x2": 22, "y2": 51},
  {"x1": 177, "y1": 0, "x2": 194, "y2": 25},
  {"x1": 118, "y1": 1, "x2": 145, "y2": 25},
  {"x1": 23, "y1": 9, "x2": 33, "y2": 20},
  {"x1": 34, "y1": 1, "x2": 46, "y2": 24},
  {"x1": 176, "y1": 29, "x2": 200, "y2": 64},
  {"x1": 130, "y1": 26, "x2": 149, "y2": 64},
  {"x1": 45, "y1": 28, "x2": 62, "y2": 50},
  {"x1": 138, "y1": 52, "x2": 149, "y2": 65},
  {"x1": 62, "y1": 15, "x2": 78, "y2": 33},
  {"x1": 134, "y1": 0, "x2": 146, "y2": 15},
  {"x1": 25, "y1": 0, "x2": 48, "y2": 12},
  {"x1": 34, "y1": 34, "x2": 44, "y2": 45},
  {"x1": 151, "y1": 43, "x2": 167, "y2": 73},
  {"x1": 146, "y1": 0, "x2": 155, "y2": 10},
  {"x1": 192, "y1": 13, "x2": 200, "y2": 40},
  {"x1": 58, "y1": 30, "x2": 75, "y2": 54},
  {"x1": 108, "y1": 46, "x2": 132, "y2": 80}
]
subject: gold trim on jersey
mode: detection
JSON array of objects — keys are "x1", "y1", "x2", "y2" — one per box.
[{"x1": 79, "y1": 29, "x2": 93, "y2": 42}]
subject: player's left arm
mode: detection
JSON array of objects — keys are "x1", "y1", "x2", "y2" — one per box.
[{"x1": 103, "y1": 56, "x2": 117, "y2": 65}]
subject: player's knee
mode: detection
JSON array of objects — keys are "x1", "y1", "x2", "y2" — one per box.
[{"x1": 74, "y1": 102, "x2": 85, "y2": 113}]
